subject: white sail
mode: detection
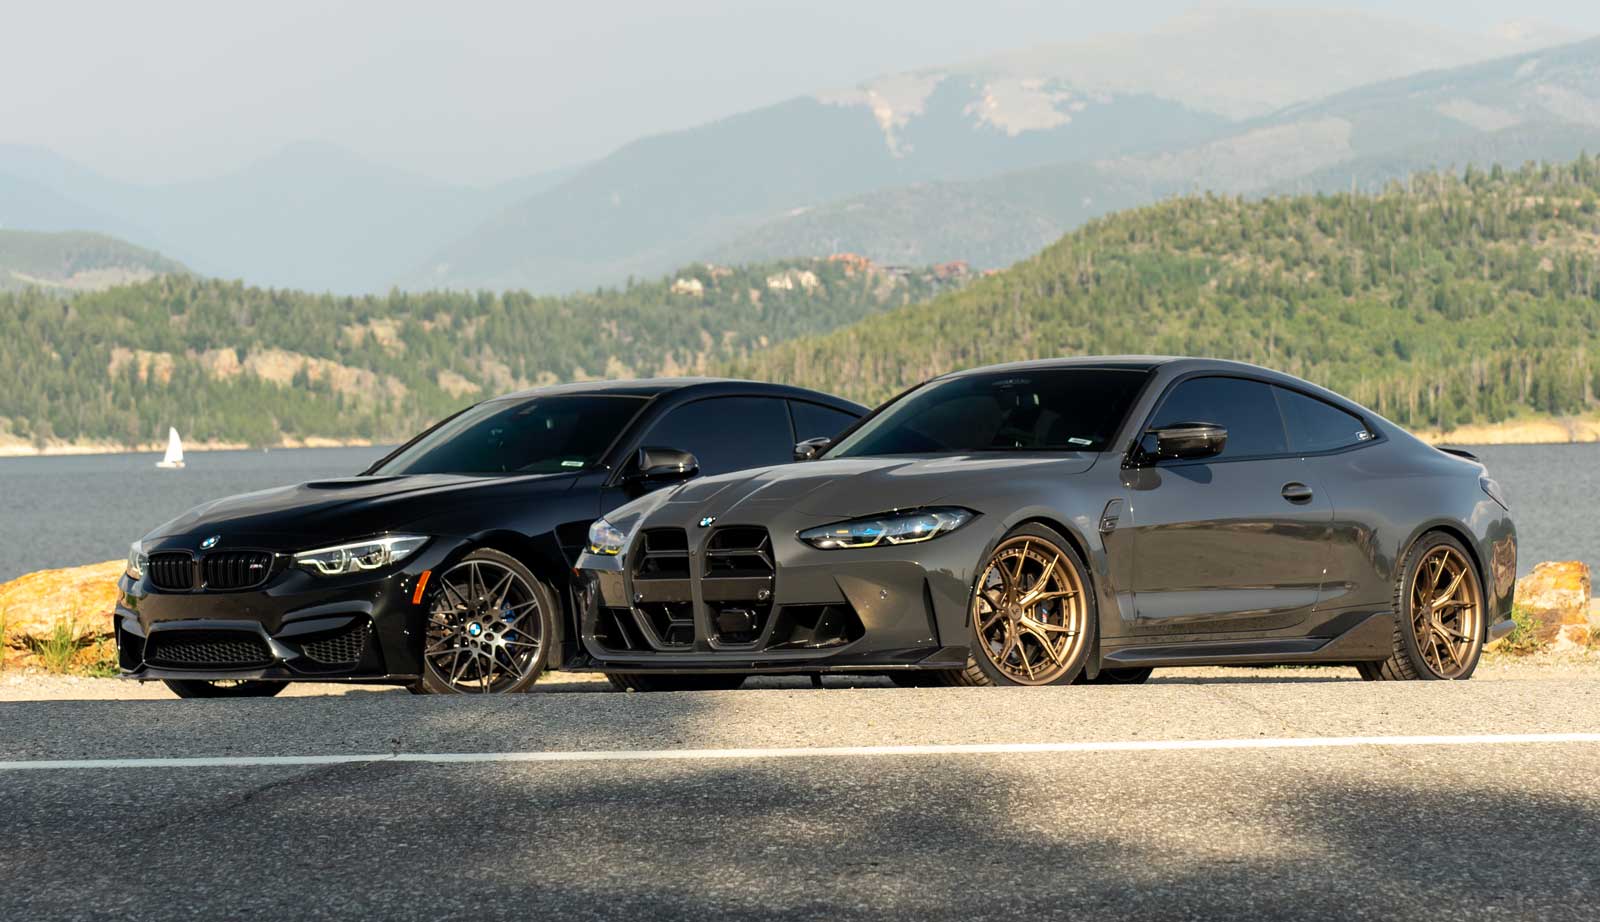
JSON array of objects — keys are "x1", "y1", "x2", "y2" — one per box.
[{"x1": 157, "y1": 427, "x2": 185, "y2": 469}]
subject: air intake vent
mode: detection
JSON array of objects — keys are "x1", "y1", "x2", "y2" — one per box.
[
  {"x1": 201, "y1": 552, "x2": 274, "y2": 591},
  {"x1": 146, "y1": 631, "x2": 273, "y2": 668},
  {"x1": 146, "y1": 553, "x2": 195, "y2": 591},
  {"x1": 300, "y1": 621, "x2": 371, "y2": 665}
]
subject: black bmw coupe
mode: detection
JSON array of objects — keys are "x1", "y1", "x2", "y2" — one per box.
[
  {"x1": 575, "y1": 357, "x2": 1518, "y2": 687},
  {"x1": 115, "y1": 378, "x2": 864, "y2": 696}
]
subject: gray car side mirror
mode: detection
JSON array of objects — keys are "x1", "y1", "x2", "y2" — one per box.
[
  {"x1": 1143, "y1": 423, "x2": 1227, "y2": 462},
  {"x1": 794, "y1": 437, "x2": 832, "y2": 461}
]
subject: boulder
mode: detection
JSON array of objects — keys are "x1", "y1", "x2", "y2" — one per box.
[
  {"x1": 0, "y1": 560, "x2": 122, "y2": 645},
  {"x1": 1513, "y1": 561, "x2": 1592, "y2": 646}
]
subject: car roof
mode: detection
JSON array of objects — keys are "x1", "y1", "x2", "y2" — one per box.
[
  {"x1": 941, "y1": 355, "x2": 1315, "y2": 384},
  {"x1": 492, "y1": 377, "x2": 865, "y2": 410}
]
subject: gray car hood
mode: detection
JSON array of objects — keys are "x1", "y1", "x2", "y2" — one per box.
[{"x1": 648, "y1": 453, "x2": 1098, "y2": 524}]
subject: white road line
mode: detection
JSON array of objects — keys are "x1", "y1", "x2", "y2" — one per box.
[{"x1": 2, "y1": 733, "x2": 1599, "y2": 772}]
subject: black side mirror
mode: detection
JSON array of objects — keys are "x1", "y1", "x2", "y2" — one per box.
[
  {"x1": 794, "y1": 437, "x2": 832, "y2": 461},
  {"x1": 632, "y1": 446, "x2": 699, "y2": 483},
  {"x1": 1141, "y1": 422, "x2": 1227, "y2": 462}
]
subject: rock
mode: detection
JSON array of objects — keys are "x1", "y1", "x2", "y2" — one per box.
[
  {"x1": 1551, "y1": 623, "x2": 1591, "y2": 653},
  {"x1": 0, "y1": 560, "x2": 122, "y2": 645},
  {"x1": 1513, "y1": 561, "x2": 1592, "y2": 645}
]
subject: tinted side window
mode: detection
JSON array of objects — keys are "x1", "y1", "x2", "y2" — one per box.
[
  {"x1": 1275, "y1": 387, "x2": 1372, "y2": 453},
  {"x1": 1150, "y1": 376, "x2": 1287, "y2": 459},
  {"x1": 642, "y1": 397, "x2": 794, "y2": 475},
  {"x1": 790, "y1": 401, "x2": 860, "y2": 442}
]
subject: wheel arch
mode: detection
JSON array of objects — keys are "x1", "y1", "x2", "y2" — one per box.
[
  {"x1": 1397, "y1": 519, "x2": 1491, "y2": 640},
  {"x1": 460, "y1": 528, "x2": 573, "y2": 662},
  {"x1": 999, "y1": 511, "x2": 1105, "y2": 679}
]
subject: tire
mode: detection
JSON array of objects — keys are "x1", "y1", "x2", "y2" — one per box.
[
  {"x1": 1076, "y1": 666, "x2": 1154, "y2": 685},
  {"x1": 606, "y1": 673, "x2": 747, "y2": 692},
  {"x1": 1361, "y1": 532, "x2": 1486, "y2": 681},
  {"x1": 944, "y1": 523, "x2": 1096, "y2": 687},
  {"x1": 163, "y1": 679, "x2": 286, "y2": 699},
  {"x1": 418, "y1": 548, "x2": 555, "y2": 694}
]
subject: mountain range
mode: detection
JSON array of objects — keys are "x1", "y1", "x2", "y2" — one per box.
[
  {"x1": 0, "y1": 229, "x2": 184, "y2": 293},
  {"x1": 0, "y1": 7, "x2": 1592, "y2": 294}
]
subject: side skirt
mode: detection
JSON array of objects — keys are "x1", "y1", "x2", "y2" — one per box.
[{"x1": 1099, "y1": 611, "x2": 1394, "y2": 669}]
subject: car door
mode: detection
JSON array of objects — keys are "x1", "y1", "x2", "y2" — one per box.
[
  {"x1": 1272, "y1": 384, "x2": 1383, "y2": 614},
  {"x1": 1122, "y1": 375, "x2": 1333, "y2": 636}
]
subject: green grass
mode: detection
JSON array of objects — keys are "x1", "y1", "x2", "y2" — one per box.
[
  {"x1": 1495, "y1": 604, "x2": 1547, "y2": 656},
  {"x1": 27, "y1": 616, "x2": 82, "y2": 673}
]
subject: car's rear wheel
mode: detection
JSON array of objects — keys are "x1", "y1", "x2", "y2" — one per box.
[
  {"x1": 606, "y1": 673, "x2": 747, "y2": 692},
  {"x1": 944, "y1": 524, "x2": 1095, "y2": 687},
  {"x1": 419, "y1": 549, "x2": 553, "y2": 694},
  {"x1": 1076, "y1": 666, "x2": 1154, "y2": 685},
  {"x1": 1360, "y1": 533, "x2": 1486, "y2": 681},
  {"x1": 163, "y1": 679, "x2": 286, "y2": 698}
]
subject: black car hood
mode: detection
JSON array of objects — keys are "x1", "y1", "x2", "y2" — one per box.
[
  {"x1": 649, "y1": 453, "x2": 1098, "y2": 523},
  {"x1": 146, "y1": 472, "x2": 580, "y2": 549}
]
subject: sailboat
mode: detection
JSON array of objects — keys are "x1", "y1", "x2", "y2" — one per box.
[{"x1": 156, "y1": 427, "x2": 185, "y2": 470}]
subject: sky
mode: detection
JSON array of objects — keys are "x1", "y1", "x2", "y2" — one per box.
[{"x1": 3, "y1": 0, "x2": 1599, "y2": 187}]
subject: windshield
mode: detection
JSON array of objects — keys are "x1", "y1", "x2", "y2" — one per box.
[
  {"x1": 827, "y1": 368, "x2": 1150, "y2": 458},
  {"x1": 371, "y1": 395, "x2": 647, "y2": 476}
]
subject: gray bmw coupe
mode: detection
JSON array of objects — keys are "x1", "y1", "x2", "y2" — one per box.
[{"x1": 572, "y1": 357, "x2": 1517, "y2": 688}]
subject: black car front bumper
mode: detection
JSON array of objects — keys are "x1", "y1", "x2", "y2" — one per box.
[{"x1": 115, "y1": 543, "x2": 452, "y2": 684}]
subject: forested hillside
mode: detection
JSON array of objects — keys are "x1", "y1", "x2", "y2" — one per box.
[
  {"x1": 0, "y1": 257, "x2": 962, "y2": 449},
  {"x1": 725, "y1": 157, "x2": 1600, "y2": 432}
]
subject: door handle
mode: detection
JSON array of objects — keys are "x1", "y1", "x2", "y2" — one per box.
[{"x1": 1281, "y1": 482, "x2": 1314, "y2": 504}]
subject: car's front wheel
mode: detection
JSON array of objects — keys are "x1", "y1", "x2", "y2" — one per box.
[
  {"x1": 1359, "y1": 532, "x2": 1486, "y2": 681},
  {"x1": 163, "y1": 679, "x2": 286, "y2": 698},
  {"x1": 418, "y1": 549, "x2": 553, "y2": 694},
  {"x1": 943, "y1": 524, "x2": 1095, "y2": 687}
]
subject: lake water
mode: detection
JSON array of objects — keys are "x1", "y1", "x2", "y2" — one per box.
[{"x1": 0, "y1": 442, "x2": 1593, "y2": 582}]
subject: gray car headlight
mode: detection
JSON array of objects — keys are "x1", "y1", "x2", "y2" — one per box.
[
  {"x1": 587, "y1": 518, "x2": 629, "y2": 556},
  {"x1": 798, "y1": 507, "x2": 975, "y2": 550},
  {"x1": 294, "y1": 535, "x2": 429, "y2": 576}
]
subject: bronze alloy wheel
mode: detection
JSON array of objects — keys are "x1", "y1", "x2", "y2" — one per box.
[
  {"x1": 1406, "y1": 544, "x2": 1484, "y2": 679},
  {"x1": 971, "y1": 535, "x2": 1090, "y2": 685}
]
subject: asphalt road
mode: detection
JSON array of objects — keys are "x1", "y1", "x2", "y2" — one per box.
[{"x1": 2, "y1": 676, "x2": 1598, "y2": 921}]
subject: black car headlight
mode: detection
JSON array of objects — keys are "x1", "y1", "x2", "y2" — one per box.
[
  {"x1": 587, "y1": 518, "x2": 629, "y2": 556},
  {"x1": 293, "y1": 535, "x2": 429, "y2": 576},
  {"x1": 126, "y1": 541, "x2": 147, "y2": 580},
  {"x1": 798, "y1": 507, "x2": 975, "y2": 550}
]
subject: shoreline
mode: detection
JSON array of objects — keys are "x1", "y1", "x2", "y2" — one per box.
[
  {"x1": 0, "y1": 436, "x2": 380, "y2": 458},
  {"x1": 3, "y1": 418, "x2": 1599, "y2": 457}
]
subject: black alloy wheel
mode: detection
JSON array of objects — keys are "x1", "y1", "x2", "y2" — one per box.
[
  {"x1": 419, "y1": 548, "x2": 553, "y2": 694},
  {"x1": 163, "y1": 679, "x2": 287, "y2": 698}
]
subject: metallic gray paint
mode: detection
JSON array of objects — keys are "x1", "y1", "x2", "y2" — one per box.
[{"x1": 574, "y1": 358, "x2": 1516, "y2": 676}]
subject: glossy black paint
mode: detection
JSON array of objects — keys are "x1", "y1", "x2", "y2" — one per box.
[
  {"x1": 115, "y1": 378, "x2": 865, "y2": 684},
  {"x1": 574, "y1": 357, "x2": 1517, "y2": 677}
]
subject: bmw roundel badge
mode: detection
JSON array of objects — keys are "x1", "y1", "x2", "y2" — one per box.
[
  {"x1": 699, "y1": 516, "x2": 717, "y2": 528},
  {"x1": 200, "y1": 535, "x2": 221, "y2": 549}
]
